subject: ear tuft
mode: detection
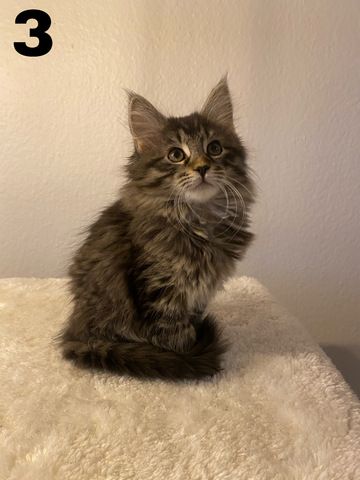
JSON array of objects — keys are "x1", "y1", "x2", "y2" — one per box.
[
  {"x1": 127, "y1": 91, "x2": 166, "y2": 152},
  {"x1": 201, "y1": 76, "x2": 234, "y2": 129}
]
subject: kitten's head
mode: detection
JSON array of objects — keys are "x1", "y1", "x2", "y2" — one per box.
[{"x1": 127, "y1": 77, "x2": 249, "y2": 204}]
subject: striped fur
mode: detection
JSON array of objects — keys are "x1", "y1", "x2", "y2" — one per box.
[{"x1": 58, "y1": 78, "x2": 255, "y2": 380}]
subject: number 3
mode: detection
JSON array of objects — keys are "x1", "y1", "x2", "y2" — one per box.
[{"x1": 14, "y1": 10, "x2": 53, "y2": 57}]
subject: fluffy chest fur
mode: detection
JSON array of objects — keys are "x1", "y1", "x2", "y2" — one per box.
[{"x1": 128, "y1": 197, "x2": 252, "y2": 314}]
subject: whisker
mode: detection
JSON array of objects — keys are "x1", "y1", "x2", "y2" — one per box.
[
  {"x1": 221, "y1": 180, "x2": 247, "y2": 238},
  {"x1": 213, "y1": 183, "x2": 240, "y2": 238},
  {"x1": 222, "y1": 175, "x2": 254, "y2": 198},
  {"x1": 210, "y1": 174, "x2": 247, "y2": 239},
  {"x1": 163, "y1": 170, "x2": 250, "y2": 244},
  {"x1": 166, "y1": 184, "x2": 203, "y2": 243}
]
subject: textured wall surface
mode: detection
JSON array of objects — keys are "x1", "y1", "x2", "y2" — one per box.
[{"x1": 1, "y1": 0, "x2": 359, "y2": 392}]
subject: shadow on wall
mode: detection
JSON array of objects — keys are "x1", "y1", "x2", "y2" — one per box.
[{"x1": 322, "y1": 344, "x2": 360, "y2": 399}]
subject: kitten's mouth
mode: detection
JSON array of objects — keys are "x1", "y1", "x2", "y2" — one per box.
[
  {"x1": 197, "y1": 180, "x2": 210, "y2": 187},
  {"x1": 193, "y1": 177, "x2": 213, "y2": 187},
  {"x1": 184, "y1": 180, "x2": 219, "y2": 202}
]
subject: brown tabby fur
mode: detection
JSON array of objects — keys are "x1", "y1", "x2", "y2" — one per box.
[{"x1": 58, "y1": 77, "x2": 255, "y2": 380}]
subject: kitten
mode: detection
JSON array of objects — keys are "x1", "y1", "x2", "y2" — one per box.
[{"x1": 58, "y1": 77, "x2": 255, "y2": 380}]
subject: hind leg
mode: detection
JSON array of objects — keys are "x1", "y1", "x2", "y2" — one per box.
[{"x1": 140, "y1": 314, "x2": 197, "y2": 353}]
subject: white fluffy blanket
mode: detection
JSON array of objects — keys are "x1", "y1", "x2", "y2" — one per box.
[{"x1": 0, "y1": 278, "x2": 359, "y2": 480}]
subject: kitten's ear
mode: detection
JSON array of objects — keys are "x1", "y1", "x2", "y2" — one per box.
[
  {"x1": 127, "y1": 91, "x2": 166, "y2": 152},
  {"x1": 201, "y1": 76, "x2": 234, "y2": 129}
]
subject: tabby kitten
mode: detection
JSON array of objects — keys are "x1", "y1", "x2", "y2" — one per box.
[{"x1": 59, "y1": 77, "x2": 255, "y2": 380}]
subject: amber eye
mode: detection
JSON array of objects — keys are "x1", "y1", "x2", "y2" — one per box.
[
  {"x1": 168, "y1": 147, "x2": 186, "y2": 163},
  {"x1": 207, "y1": 140, "x2": 223, "y2": 156}
]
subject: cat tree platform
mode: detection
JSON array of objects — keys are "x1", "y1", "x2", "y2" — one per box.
[{"x1": 0, "y1": 278, "x2": 359, "y2": 479}]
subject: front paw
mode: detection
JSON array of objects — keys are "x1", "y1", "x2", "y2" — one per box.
[{"x1": 189, "y1": 310, "x2": 206, "y2": 329}]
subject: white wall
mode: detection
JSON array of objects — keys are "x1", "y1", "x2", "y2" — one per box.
[{"x1": 1, "y1": 0, "x2": 359, "y2": 393}]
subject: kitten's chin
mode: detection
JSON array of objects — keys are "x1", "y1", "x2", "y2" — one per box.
[{"x1": 184, "y1": 182, "x2": 219, "y2": 203}]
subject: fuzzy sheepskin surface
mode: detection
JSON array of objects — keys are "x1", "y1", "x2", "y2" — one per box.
[{"x1": 0, "y1": 277, "x2": 359, "y2": 480}]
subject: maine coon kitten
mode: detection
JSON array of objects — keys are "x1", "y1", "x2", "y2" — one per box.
[{"x1": 58, "y1": 77, "x2": 255, "y2": 380}]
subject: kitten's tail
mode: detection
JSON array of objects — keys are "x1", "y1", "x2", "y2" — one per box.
[{"x1": 60, "y1": 316, "x2": 228, "y2": 381}]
